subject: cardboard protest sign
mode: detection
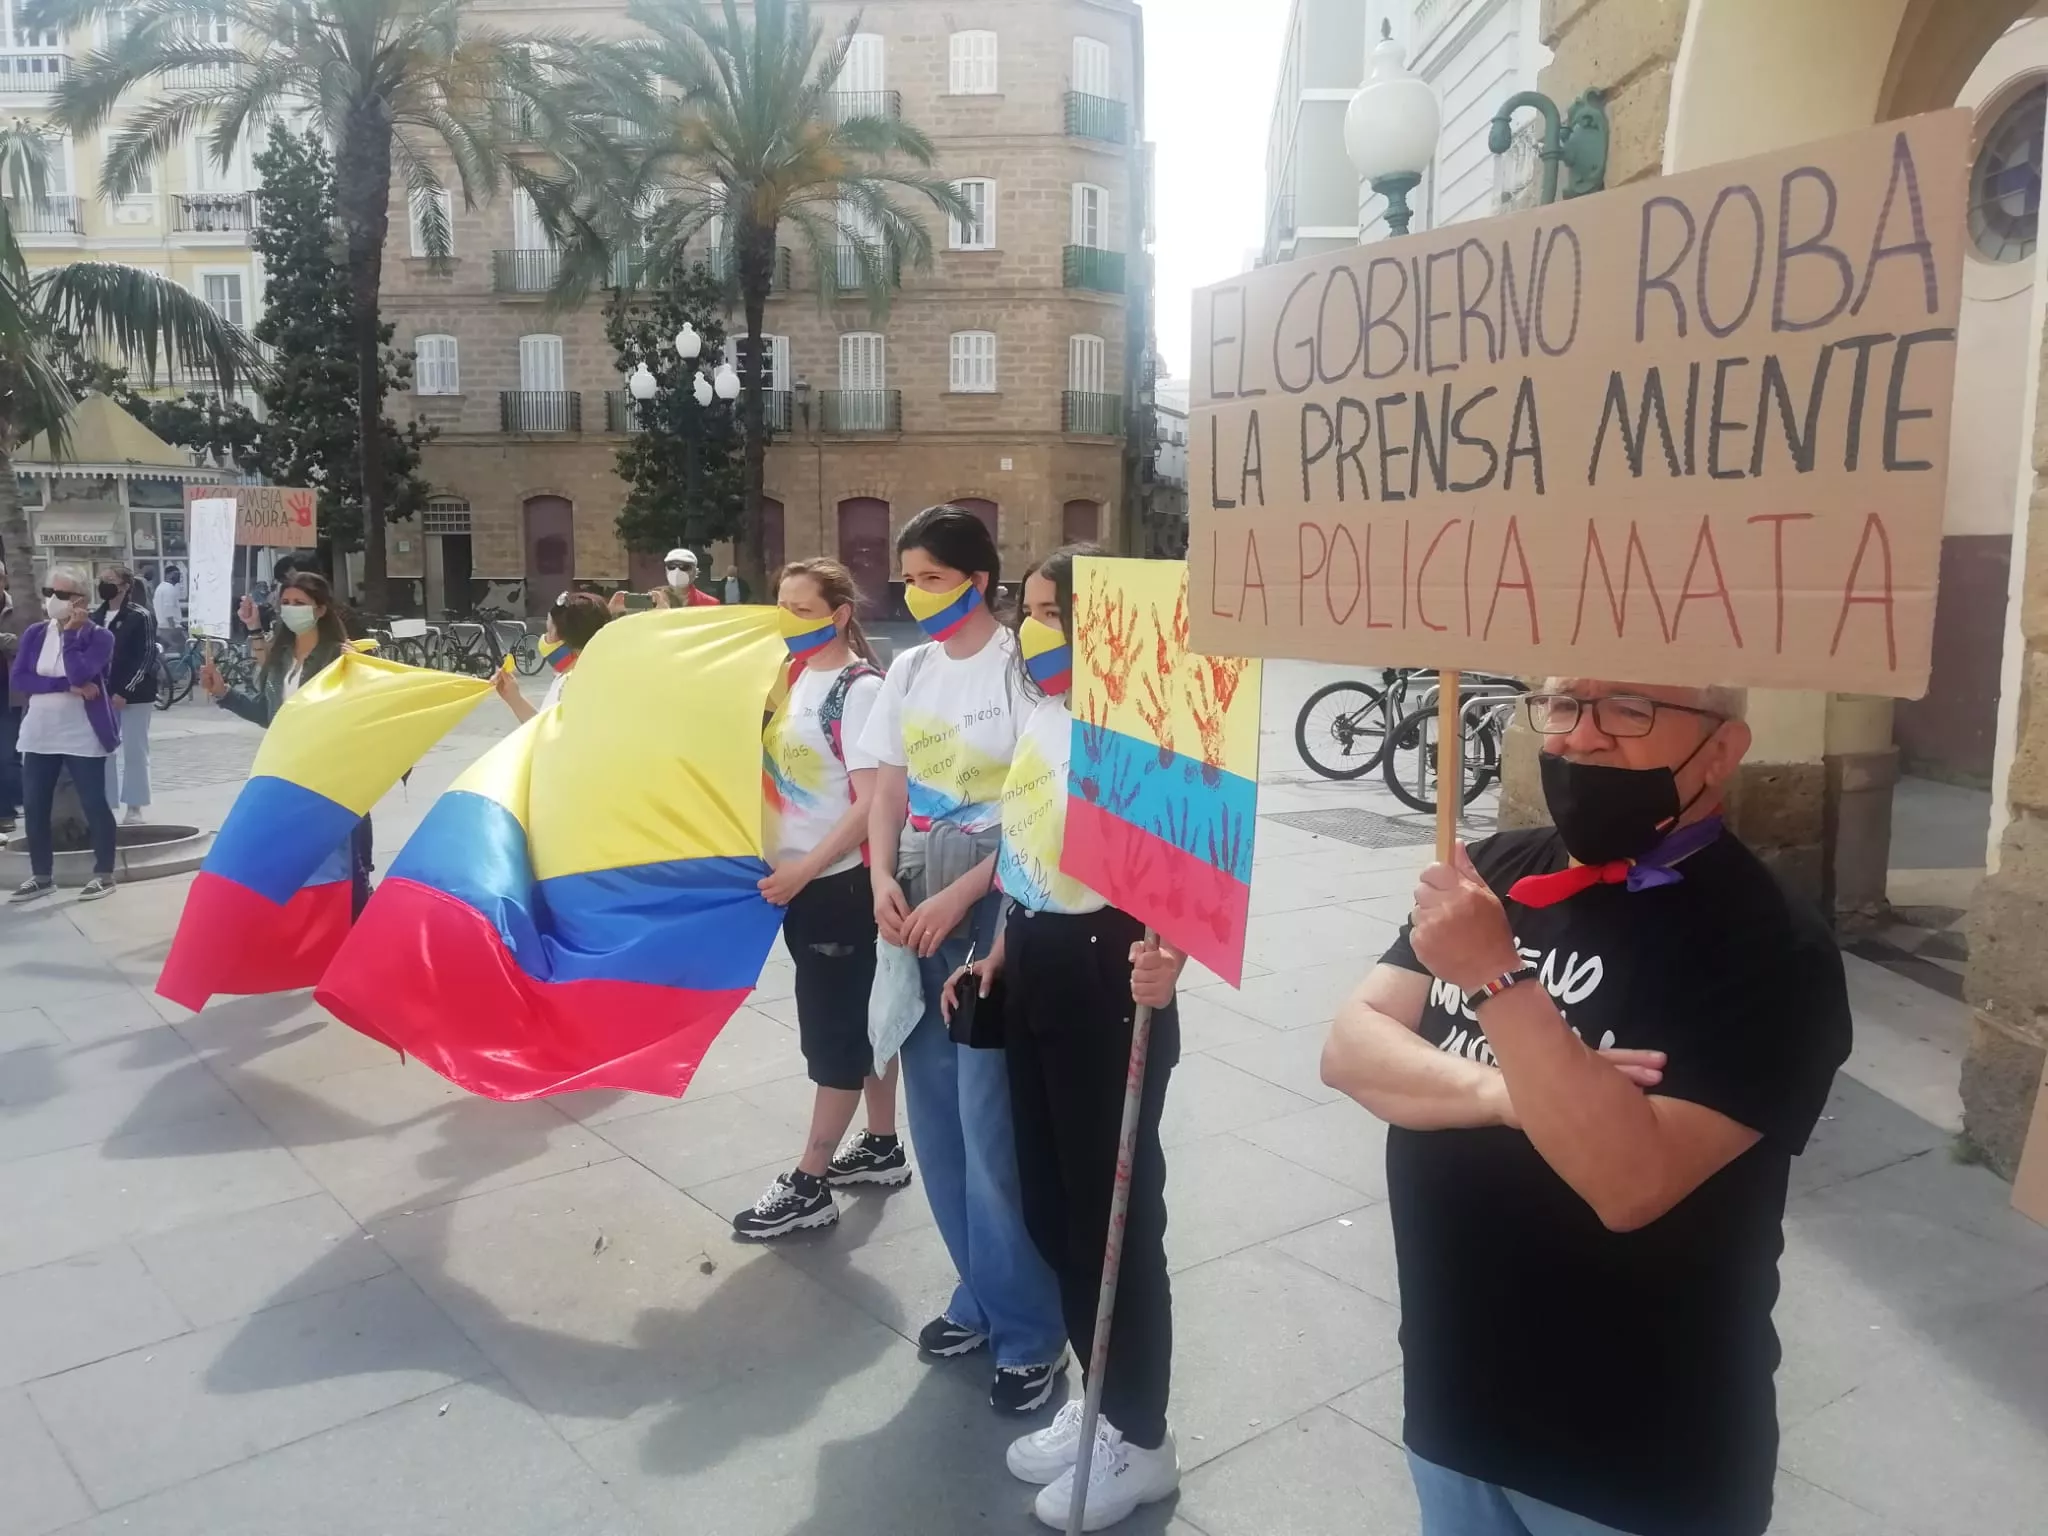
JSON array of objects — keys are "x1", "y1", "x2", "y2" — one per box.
[
  {"x1": 1063, "y1": 557, "x2": 1263, "y2": 986},
  {"x1": 184, "y1": 484, "x2": 319, "y2": 548},
  {"x1": 1188, "y1": 110, "x2": 1971, "y2": 697},
  {"x1": 186, "y1": 497, "x2": 237, "y2": 640}
]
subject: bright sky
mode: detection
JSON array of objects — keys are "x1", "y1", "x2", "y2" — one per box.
[{"x1": 1142, "y1": 0, "x2": 1291, "y2": 381}]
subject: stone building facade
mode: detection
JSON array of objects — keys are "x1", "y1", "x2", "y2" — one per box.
[
  {"x1": 1485, "y1": 0, "x2": 2048, "y2": 1179},
  {"x1": 377, "y1": 0, "x2": 1152, "y2": 617}
]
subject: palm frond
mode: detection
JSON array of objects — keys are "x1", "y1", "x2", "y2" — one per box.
[{"x1": 31, "y1": 261, "x2": 262, "y2": 393}]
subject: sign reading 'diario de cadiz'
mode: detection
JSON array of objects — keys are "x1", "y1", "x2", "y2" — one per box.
[{"x1": 1188, "y1": 110, "x2": 1971, "y2": 697}]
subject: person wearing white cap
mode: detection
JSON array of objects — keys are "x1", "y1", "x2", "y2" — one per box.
[{"x1": 607, "y1": 547, "x2": 723, "y2": 616}]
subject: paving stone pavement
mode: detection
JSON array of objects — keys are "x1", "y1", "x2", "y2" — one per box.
[{"x1": 1, "y1": 663, "x2": 2043, "y2": 1536}]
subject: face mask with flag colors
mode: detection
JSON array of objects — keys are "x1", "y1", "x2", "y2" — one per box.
[
  {"x1": 1019, "y1": 615, "x2": 1072, "y2": 696},
  {"x1": 780, "y1": 607, "x2": 839, "y2": 658},
  {"x1": 538, "y1": 636, "x2": 574, "y2": 672},
  {"x1": 903, "y1": 577, "x2": 982, "y2": 641}
]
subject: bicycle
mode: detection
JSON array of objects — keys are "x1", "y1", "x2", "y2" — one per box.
[
  {"x1": 1380, "y1": 674, "x2": 1527, "y2": 815},
  {"x1": 507, "y1": 621, "x2": 545, "y2": 676},
  {"x1": 439, "y1": 620, "x2": 504, "y2": 677},
  {"x1": 1294, "y1": 667, "x2": 1434, "y2": 779}
]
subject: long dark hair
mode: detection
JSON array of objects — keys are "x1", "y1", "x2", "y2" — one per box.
[
  {"x1": 776, "y1": 557, "x2": 879, "y2": 664},
  {"x1": 896, "y1": 504, "x2": 1000, "y2": 593},
  {"x1": 1014, "y1": 542, "x2": 1104, "y2": 700},
  {"x1": 262, "y1": 570, "x2": 349, "y2": 685}
]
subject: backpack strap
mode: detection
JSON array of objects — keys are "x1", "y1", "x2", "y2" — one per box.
[{"x1": 819, "y1": 661, "x2": 885, "y2": 767}]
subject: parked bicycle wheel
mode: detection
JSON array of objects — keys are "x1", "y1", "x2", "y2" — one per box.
[
  {"x1": 511, "y1": 625, "x2": 545, "y2": 676},
  {"x1": 1381, "y1": 703, "x2": 1499, "y2": 815},
  {"x1": 151, "y1": 650, "x2": 175, "y2": 711},
  {"x1": 1295, "y1": 680, "x2": 1391, "y2": 779}
]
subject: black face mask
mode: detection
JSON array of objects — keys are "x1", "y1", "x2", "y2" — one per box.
[
  {"x1": 97, "y1": 581, "x2": 121, "y2": 602},
  {"x1": 1538, "y1": 738, "x2": 1714, "y2": 866}
]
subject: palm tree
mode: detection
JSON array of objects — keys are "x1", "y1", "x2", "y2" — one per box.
[
  {"x1": 42, "y1": 0, "x2": 554, "y2": 613},
  {"x1": 0, "y1": 120, "x2": 254, "y2": 571},
  {"x1": 537, "y1": 0, "x2": 970, "y2": 587}
]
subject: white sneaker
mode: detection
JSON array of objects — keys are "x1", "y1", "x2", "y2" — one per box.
[
  {"x1": 123, "y1": 807, "x2": 146, "y2": 826},
  {"x1": 1033, "y1": 1424, "x2": 1179, "y2": 1531},
  {"x1": 1007, "y1": 1398, "x2": 1089, "y2": 1484}
]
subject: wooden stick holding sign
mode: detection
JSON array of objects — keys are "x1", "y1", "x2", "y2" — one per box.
[{"x1": 1437, "y1": 670, "x2": 1461, "y2": 864}]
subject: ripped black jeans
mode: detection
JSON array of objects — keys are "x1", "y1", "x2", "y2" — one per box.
[{"x1": 783, "y1": 863, "x2": 880, "y2": 1090}]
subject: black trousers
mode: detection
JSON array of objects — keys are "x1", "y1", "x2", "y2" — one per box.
[
  {"x1": 784, "y1": 864, "x2": 880, "y2": 1090},
  {"x1": 1004, "y1": 903, "x2": 1179, "y2": 1448}
]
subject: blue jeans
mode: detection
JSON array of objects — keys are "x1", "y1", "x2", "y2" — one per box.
[
  {"x1": 898, "y1": 892, "x2": 1065, "y2": 1368},
  {"x1": 1409, "y1": 1452, "x2": 1641, "y2": 1536}
]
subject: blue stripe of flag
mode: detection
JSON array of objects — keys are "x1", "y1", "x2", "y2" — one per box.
[{"x1": 1065, "y1": 723, "x2": 1258, "y2": 885}]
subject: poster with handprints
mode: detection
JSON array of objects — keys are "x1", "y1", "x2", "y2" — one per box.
[{"x1": 1060, "y1": 557, "x2": 1263, "y2": 986}]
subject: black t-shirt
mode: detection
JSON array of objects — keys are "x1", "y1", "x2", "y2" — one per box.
[{"x1": 1380, "y1": 828, "x2": 1850, "y2": 1536}]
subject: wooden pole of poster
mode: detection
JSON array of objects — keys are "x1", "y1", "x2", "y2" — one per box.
[
  {"x1": 1066, "y1": 931, "x2": 1159, "y2": 1536},
  {"x1": 1436, "y1": 670, "x2": 1462, "y2": 863}
]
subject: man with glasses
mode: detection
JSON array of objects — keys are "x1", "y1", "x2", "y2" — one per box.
[{"x1": 1322, "y1": 679, "x2": 1851, "y2": 1536}]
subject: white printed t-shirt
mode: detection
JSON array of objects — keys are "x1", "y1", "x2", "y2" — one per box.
[
  {"x1": 859, "y1": 628, "x2": 1021, "y2": 834},
  {"x1": 765, "y1": 663, "x2": 883, "y2": 874},
  {"x1": 997, "y1": 695, "x2": 1106, "y2": 915}
]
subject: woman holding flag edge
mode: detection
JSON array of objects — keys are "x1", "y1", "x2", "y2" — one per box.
[{"x1": 733, "y1": 559, "x2": 911, "y2": 1239}]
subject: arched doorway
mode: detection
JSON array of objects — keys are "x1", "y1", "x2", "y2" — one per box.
[
  {"x1": 1062, "y1": 499, "x2": 1100, "y2": 546},
  {"x1": 522, "y1": 496, "x2": 574, "y2": 615},
  {"x1": 837, "y1": 497, "x2": 891, "y2": 616}
]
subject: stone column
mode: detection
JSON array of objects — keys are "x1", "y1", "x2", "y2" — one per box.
[{"x1": 1964, "y1": 324, "x2": 2048, "y2": 1175}]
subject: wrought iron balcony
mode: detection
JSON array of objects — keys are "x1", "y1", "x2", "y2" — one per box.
[
  {"x1": 500, "y1": 390, "x2": 582, "y2": 433},
  {"x1": 0, "y1": 50, "x2": 64, "y2": 93},
  {"x1": 6, "y1": 194, "x2": 80, "y2": 235},
  {"x1": 492, "y1": 248, "x2": 561, "y2": 293},
  {"x1": 831, "y1": 89, "x2": 902, "y2": 123},
  {"x1": 605, "y1": 389, "x2": 647, "y2": 433},
  {"x1": 834, "y1": 243, "x2": 901, "y2": 291},
  {"x1": 1063, "y1": 391, "x2": 1124, "y2": 436},
  {"x1": 1062, "y1": 246, "x2": 1125, "y2": 293},
  {"x1": 172, "y1": 192, "x2": 258, "y2": 234},
  {"x1": 819, "y1": 389, "x2": 901, "y2": 434},
  {"x1": 1064, "y1": 91, "x2": 1128, "y2": 143}
]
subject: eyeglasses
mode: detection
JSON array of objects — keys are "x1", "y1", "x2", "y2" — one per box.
[
  {"x1": 40, "y1": 587, "x2": 79, "y2": 600},
  {"x1": 665, "y1": 563, "x2": 694, "y2": 572},
  {"x1": 1524, "y1": 692, "x2": 1725, "y2": 739}
]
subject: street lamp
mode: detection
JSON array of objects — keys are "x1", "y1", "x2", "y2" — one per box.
[
  {"x1": 1488, "y1": 88, "x2": 1610, "y2": 206},
  {"x1": 692, "y1": 373, "x2": 714, "y2": 408},
  {"x1": 1344, "y1": 20, "x2": 1441, "y2": 237},
  {"x1": 713, "y1": 362, "x2": 740, "y2": 401},
  {"x1": 675, "y1": 323, "x2": 703, "y2": 361},
  {"x1": 627, "y1": 363, "x2": 657, "y2": 402}
]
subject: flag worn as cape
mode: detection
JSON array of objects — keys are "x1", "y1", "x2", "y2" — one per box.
[
  {"x1": 1060, "y1": 558, "x2": 1263, "y2": 986},
  {"x1": 157, "y1": 651, "x2": 493, "y2": 1010},
  {"x1": 315, "y1": 606, "x2": 791, "y2": 1100}
]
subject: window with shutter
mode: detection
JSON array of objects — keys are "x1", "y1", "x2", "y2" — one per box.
[
  {"x1": 949, "y1": 31, "x2": 997, "y2": 94},
  {"x1": 1069, "y1": 334, "x2": 1106, "y2": 394},
  {"x1": 843, "y1": 32, "x2": 885, "y2": 93},
  {"x1": 1072, "y1": 37, "x2": 1112, "y2": 99},
  {"x1": 513, "y1": 188, "x2": 552, "y2": 250},
  {"x1": 409, "y1": 188, "x2": 453, "y2": 257},
  {"x1": 950, "y1": 179, "x2": 994, "y2": 250},
  {"x1": 839, "y1": 333, "x2": 885, "y2": 390},
  {"x1": 1071, "y1": 184, "x2": 1106, "y2": 248},
  {"x1": 519, "y1": 333, "x2": 564, "y2": 391},
  {"x1": 415, "y1": 335, "x2": 460, "y2": 395},
  {"x1": 735, "y1": 334, "x2": 790, "y2": 392},
  {"x1": 201, "y1": 272, "x2": 244, "y2": 326},
  {"x1": 950, "y1": 332, "x2": 997, "y2": 393}
]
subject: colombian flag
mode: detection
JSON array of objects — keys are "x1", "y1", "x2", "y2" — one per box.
[
  {"x1": 1060, "y1": 558, "x2": 1263, "y2": 987},
  {"x1": 904, "y1": 578, "x2": 982, "y2": 641},
  {"x1": 315, "y1": 607, "x2": 791, "y2": 1101},
  {"x1": 156, "y1": 653, "x2": 493, "y2": 1010}
]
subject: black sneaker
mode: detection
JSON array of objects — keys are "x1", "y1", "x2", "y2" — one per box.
[
  {"x1": 991, "y1": 1357, "x2": 1067, "y2": 1415},
  {"x1": 917, "y1": 1315, "x2": 989, "y2": 1358},
  {"x1": 9, "y1": 877, "x2": 53, "y2": 905},
  {"x1": 825, "y1": 1130, "x2": 913, "y2": 1188},
  {"x1": 731, "y1": 1172, "x2": 838, "y2": 1240}
]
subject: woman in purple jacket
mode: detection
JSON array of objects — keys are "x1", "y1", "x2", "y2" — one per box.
[{"x1": 8, "y1": 566, "x2": 119, "y2": 903}]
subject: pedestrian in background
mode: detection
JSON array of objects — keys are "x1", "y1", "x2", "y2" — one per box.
[
  {"x1": 8, "y1": 566, "x2": 119, "y2": 903},
  {"x1": 152, "y1": 563, "x2": 185, "y2": 650},
  {"x1": 0, "y1": 559, "x2": 24, "y2": 837},
  {"x1": 93, "y1": 565, "x2": 157, "y2": 824}
]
